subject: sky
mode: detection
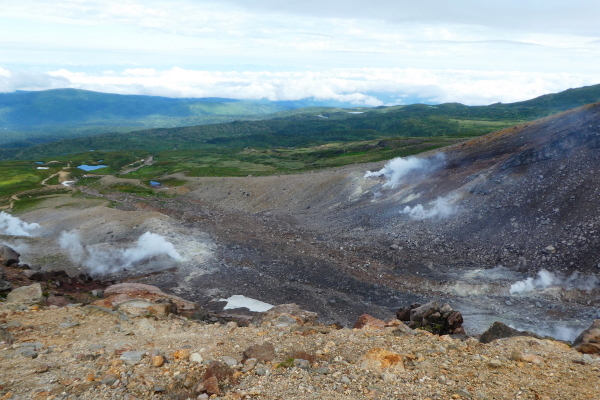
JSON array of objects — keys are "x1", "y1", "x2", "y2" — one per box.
[{"x1": 1, "y1": 0, "x2": 600, "y2": 106}]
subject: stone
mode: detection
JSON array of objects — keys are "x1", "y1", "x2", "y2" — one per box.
[
  {"x1": 117, "y1": 299, "x2": 171, "y2": 318},
  {"x1": 258, "y1": 304, "x2": 317, "y2": 326},
  {"x1": 0, "y1": 278, "x2": 10, "y2": 292},
  {"x1": 353, "y1": 314, "x2": 386, "y2": 330},
  {"x1": 103, "y1": 283, "x2": 197, "y2": 315},
  {"x1": 0, "y1": 328, "x2": 14, "y2": 344},
  {"x1": 509, "y1": 350, "x2": 543, "y2": 364},
  {"x1": 573, "y1": 319, "x2": 600, "y2": 354},
  {"x1": 91, "y1": 289, "x2": 104, "y2": 297},
  {"x1": 203, "y1": 375, "x2": 220, "y2": 396},
  {"x1": 487, "y1": 359, "x2": 503, "y2": 368},
  {"x1": 396, "y1": 303, "x2": 421, "y2": 321},
  {"x1": 357, "y1": 348, "x2": 405, "y2": 372},
  {"x1": 190, "y1": 352, "x2": 204, "y2": 364},
  {"x1": 479, "y1": 321, "x2": 541, "y2": 344},
  {"x1": 47, "y1": 296, "x2": 71, "y2": 308},
  {"x1": 173, "y1": 349, "x2": 191, "y2": 361},
  {"x1": 0, "y1": 245, "x2": 20, "y2": 267},
  {"x1": 152, "y1": 356, "x2": 165, "y2": 367},
  {"x1": 222, "y1": 356, "x2": 238, "y2": 367},
  {"x1": 6, "y1": 283, "x2": 44, "y2": 305},
  {"x1": 402, "y1": 301, "x2": 465, "y2": 335},
  {"x1": 203, "y1": 361, "x2": 234, "y2": 389},
  {"x1": 17, "y1": 347, "x2": 38, "y2": 358},
  {"x1": 120, "y1": 351, "x2": 145, "y2": 365},
  {"x1": 242, "y1": 342, "x2": 276, "y2": 363}
]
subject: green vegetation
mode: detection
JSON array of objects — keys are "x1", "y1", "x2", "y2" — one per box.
[
  {"x1": 1, "y1": 83, "x2": 600, "y2": 201},
  {"x1": 0, "y1": 89, "x2": 327, "y2": 148}
]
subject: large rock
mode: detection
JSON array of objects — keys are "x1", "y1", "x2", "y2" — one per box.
[
  {"x1": 573, "y1": 320, "x2": 600, "y2": 354},
  {"x1": 0, "y1": 245, "x2": 20, "y2": 267},
  {"x1": 400, "y1": 301, "x2": 465, "y2": 335},
  {"x1": 257, "y1": 303, "x2": 318, "y2": 327},
  {"x1": 353, "y1": 314, "x2": 386, "y2": 330},
  {"x1": 479, "y1": 321, "x2": 541, "y2": 344},
  {"x1": 103, "y1": 283, "x2": 197, "y2": 315},
  {"x1": 116, "y1": 299, "x2": 172, "y2": 318},
  {"x1": 6, "y1": 283, "x2": 45, "y2": 305}
]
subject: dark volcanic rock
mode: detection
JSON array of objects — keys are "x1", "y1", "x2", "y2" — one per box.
[
  {"x1": 573, "y1": 319, "x2": 600, "y2": 354},
  {"x1": 0, "y1": 245, "x2": 20, "y2": 267},
  {"x1": 406, "y1": 301, "x2": 465, "y2": 335},
  {"x1": 396, "y1": 303, "x2": 421, "y2": 321},
  {"x1": 479, "y1": 321, "x2": 542, "y2": 344}
]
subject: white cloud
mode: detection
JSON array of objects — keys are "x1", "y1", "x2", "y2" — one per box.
[{"x1": 1, "y1": 67, "x2": 598, "y2": 106}]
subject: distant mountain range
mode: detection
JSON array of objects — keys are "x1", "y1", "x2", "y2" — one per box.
[
  {"x1": 4, "y1": 82, "x2": 600, "y2": 161},
  {"x1": 0, "y1": 89, "x2": 361, "y2": 148}
]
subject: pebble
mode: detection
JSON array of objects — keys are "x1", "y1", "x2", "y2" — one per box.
[
  {"x1": 120, "y1": 351, "x2": 145, "y2": 365},
  {"x1": 190, "y1": 352, "x2": 204, "y2": 363},
  {"x1": 173, "y1": 349, "x2": 191, "y2": 361},
  {"x1": 487, "y1": 359, "x2": 503, "y2": 368},
  {"x1": 151, "y1": 355, "x2": 165, "y2": 367}
]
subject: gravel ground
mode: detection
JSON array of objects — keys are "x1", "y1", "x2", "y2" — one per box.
[{"x1": 0, "y1": 304, "x2": 599, "y2": 400}]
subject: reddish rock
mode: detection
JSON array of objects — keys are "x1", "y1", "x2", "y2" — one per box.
[
  {"x1": 353, "y1": 314, "x2": 386, "y2": 330},
  {"x1": 574, "y1": 319, "x2": 600, "y2": 354},
  {"x1": 46, "y1": 296, "x2": 71, "y2": 308},
  {"x1": 103, "y1": 283, "x2": 197, "y2": 315},
  {"x1": 173, "y1": 349, "x2": 191, "y2": 362},
  {"x1": 357, "y1": 348, "x2": 405, "y2": 372},
  {"x1": 242, "y1": 342, "x2": 275, "y2": 362},
  {"x1": 203, "y1": 375, "x2": 220, "y2": 396}
]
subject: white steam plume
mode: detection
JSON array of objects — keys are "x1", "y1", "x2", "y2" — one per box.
[
  {"x1": 510, "y1": 269, "x2": 599, "y2": 294},
  {"x1": 401, "y1": 195, "x2": 459, "y2": 220},
  {"x1": 59, "y1": 231, "x2": 182, "y2": 275},
  {"x1": 0, "y1": 212, "x2": 40, "y2": 237},
  {"x1": 365, "y1": 154, "x2": 445, "y2": 188}
]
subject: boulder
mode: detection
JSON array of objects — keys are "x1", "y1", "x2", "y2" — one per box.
[
  {"x1": 116, "y1": 299, "x2": 171, "y2": 318},
  {"x1": 396, "y1": 303, "x2": 421, "y2": 321},
  {"x1": 103, "y1": 283, "x2": 197, "y2": 315},
  {"x1": 257, "y1": 303, "x2": 317, "y2": 326},
  {"x1": 400, "y1": 301, "x2": 465, "y2": 335},
  {"x1": 6, "y1": 283, "x2": 45, "y2": 305},
  {"x1": 573, "y1": 320, "x2": 600, "y2": 354},
  {"x1": 0, "y1": 245, "x2": 20, "y2": 267},
  {"x1": 479, "y1": 321, "x2": 541, "y2": 344},
  {"x1": 353, "y1": 314, "x2": 386, "y2": 330}
]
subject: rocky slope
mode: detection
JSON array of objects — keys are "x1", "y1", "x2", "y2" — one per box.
[{"x1": 3, "y1": 103, "x2": 600, "y2": 338}]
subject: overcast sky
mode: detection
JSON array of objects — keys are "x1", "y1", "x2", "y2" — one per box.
[{"x1": 1, "y1": 0, "x2": 600, "y2": 105}]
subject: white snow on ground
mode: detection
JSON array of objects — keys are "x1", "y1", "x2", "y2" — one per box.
[{"x1": 219, "y1": 295, "x2": 274, "y2": 312}]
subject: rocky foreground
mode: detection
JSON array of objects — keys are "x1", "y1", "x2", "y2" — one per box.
[{"x1": 1, "y1": 278, "x2": 600, "y2": 400}]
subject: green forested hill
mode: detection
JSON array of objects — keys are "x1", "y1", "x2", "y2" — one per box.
[
  {"x1": 7, "y1": 82, "x2": 600, "y2": 160},
  {"x1": 0, "y1": 89, "x2": 294, "y2": 147}
]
